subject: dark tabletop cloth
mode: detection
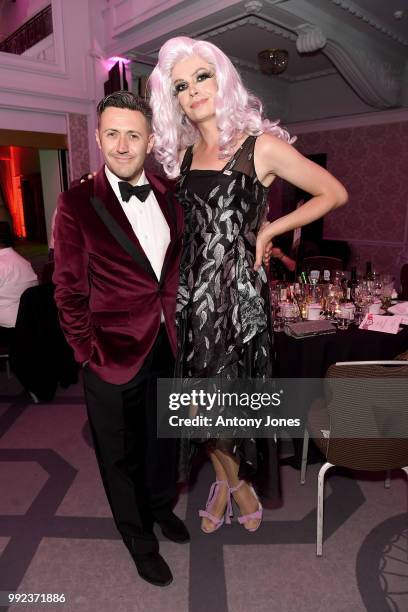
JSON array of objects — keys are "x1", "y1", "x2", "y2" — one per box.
[
  {"x1": 274, "y1": 325, "x2": 408, "y2": 465},
  {"x1": 275, "y1": 325, "x2": 408, "y2": 378}
]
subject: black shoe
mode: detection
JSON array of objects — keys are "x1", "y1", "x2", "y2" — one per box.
[
  {"x1": 156, "y1": 512, "x2": 190, "y2": 543},
  {"x1": 133, "y1": 552, "x2": 173, "y2": 587},
  {"x1": 123, "y1": 537, "x2": 173, "y2": 587}
]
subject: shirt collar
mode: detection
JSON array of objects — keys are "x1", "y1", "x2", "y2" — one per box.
[{"x1": 104, "y1": 165, "x2": 147, "y2": 189}]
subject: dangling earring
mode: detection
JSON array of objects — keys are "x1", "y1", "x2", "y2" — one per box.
[{"x1": 181, "y1": 114, "x2": 187, "y2": 125}]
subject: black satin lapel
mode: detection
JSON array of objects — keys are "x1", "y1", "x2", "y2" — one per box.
[
  {"x1": 95, "y1": 171, "x2": 158, "y2": 281},
  {"x1": 90, "y1": 197, "x2": 157, "y2": 281},
  {"x1": 102, "y1": 179, "x2": 140, "y2": 240},
  {"x1": 97, "y1": 170, "x2": 153, "y2": 256}
]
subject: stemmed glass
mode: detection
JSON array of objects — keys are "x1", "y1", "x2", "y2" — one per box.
[
  {"x1": 293, "y1": 284, "x2": 307, "y2": 320},
  {"x1": 270, "y1": 287, "x2": 283, "y2": 331},
  {"x1": 354, "y1": 282, "x2": 370, "y2": 324},
  {"x1": 373, "y1": 273, "x2": 382, "y2": 300},
  {"x1": 323, "y1": 281, "x2": 342, "y2": 320},
  {"x1": 380, "y1": 274, "x2": 394, "y2": 314}
]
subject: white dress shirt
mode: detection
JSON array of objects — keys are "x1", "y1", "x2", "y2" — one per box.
[
  {"x1": 105, "y1": 166, "x2": 171, "y2": 319},
  {"x1": 0, "y1": 248, "x2": 38, "y2": 327}
]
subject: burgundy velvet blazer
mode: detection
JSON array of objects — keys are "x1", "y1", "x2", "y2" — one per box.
[{"x1": 53, "y1": 167, "x2": 183, "y2": 384}]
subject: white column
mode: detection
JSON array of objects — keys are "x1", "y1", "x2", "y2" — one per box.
[{"x1": 38, "y1": 149, "x2": 63, "y2": 247}]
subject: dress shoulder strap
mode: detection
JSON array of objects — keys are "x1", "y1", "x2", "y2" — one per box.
[
  {"x1": 180, "y1": 145, "x2": 194, "y2": 175},
  {"x1": 224, "y1": 135, "x2": 257, "y2": 177}
]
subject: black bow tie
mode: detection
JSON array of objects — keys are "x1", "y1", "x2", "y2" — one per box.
[{"x1": 118, "y1": 182, "x2": 152, "y2": 203}]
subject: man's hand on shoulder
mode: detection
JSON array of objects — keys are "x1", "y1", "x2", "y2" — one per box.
[
  {"x1": 68, "y1": 172, "x2": 96, "y2": 189},
  {"x1": 80, "y1": 172, "x2": 96, "y2": 183}
]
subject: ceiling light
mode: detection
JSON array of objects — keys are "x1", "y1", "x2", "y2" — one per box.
[{"x1": 258, "y1": 49, "x2": 289, "y2": 75}]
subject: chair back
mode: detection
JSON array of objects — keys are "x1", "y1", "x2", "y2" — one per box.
[
  {"x1": 40, "y1": 261, "x2": 55, "y2": 285},
  {"x1": 303, "y1": 256, "x2": 343, "y2": 273},
  {"x1": 400, "y1": 263, "x2": 408, "y2": 299},
  {"x1": 10, "y1": 284, "x2": 77, "y2": 400},
  {"x1": 323, "y1": 361, "x2": 408, "y2": 470}
]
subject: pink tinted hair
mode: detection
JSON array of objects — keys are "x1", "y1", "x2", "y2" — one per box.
[{"x1": 149, "y1": 36, "x2": 295, "y2": 179}]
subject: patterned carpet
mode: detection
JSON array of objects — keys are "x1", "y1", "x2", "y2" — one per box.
[{"x1": 0, "y1": 372, "x2": 407, "y2": 612}]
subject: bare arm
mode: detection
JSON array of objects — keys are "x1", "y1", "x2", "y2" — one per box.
[
  {"x1": 254, "y1": 134, "x2": 348, "y2": 269},
  {"x1": 270, "y1": 247, "x2": 296, "y2": 273}
]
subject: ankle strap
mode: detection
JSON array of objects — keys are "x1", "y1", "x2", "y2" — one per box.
[
  {"x1": 224, "y1": 480, "x2": 246, "y2": 524},
  {"x1": 206, "y1": 480, "x2": 228, "y2": 506},
  {"x1": 229, "y1": 480, "x2": 245, "y2": 494}
]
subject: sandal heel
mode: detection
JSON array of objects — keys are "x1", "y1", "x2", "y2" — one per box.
[
  {"x1": 199, "y1": 480, "x2": 229, "y2": 533},
  {"x1": 230, "y1": 481, "x2": 263, "y2": 532}
]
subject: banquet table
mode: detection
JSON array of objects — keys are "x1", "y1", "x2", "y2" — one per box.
[
  {"x1": 274, "y1": 324, "x2": 408, "y2": 378},
  {"x1": 274, "y1": 324, "x2": 408, "y2": 466}
]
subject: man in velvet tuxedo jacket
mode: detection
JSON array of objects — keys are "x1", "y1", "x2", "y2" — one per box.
[{"x1": 53, "y1": 92, "x2": 188, "y2": 587}]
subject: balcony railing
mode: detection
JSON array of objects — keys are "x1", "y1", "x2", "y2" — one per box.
[{"x1": 0, "y1": 5, "x2": 53, "y2": 56}]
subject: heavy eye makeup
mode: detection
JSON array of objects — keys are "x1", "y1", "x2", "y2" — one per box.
[
  {"x1": 173, "y1": 81, "x2": 188, "y2": 95},
  {"x1": 172, "y1": 70, "x2": 214, "y2": 96}
]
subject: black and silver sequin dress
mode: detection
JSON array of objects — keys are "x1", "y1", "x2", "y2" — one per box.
[{"x1": 176, "y1": 135, "x2": 280, "y2": 502}]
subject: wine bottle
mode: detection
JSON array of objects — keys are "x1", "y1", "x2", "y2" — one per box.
[
  {"x1": 298, "y1": 270, "x2": 308, "y2": 284},
  {"x1": 350, "y1": 267, "x2": 358, "y2": 301},
  {"x1": 345, "y1": 278, "x2": 352, "y2": 301},
  {"x1": 323, "y1": 269, "x2": 331, "y2": 284},
  {"x1": 365, "y1": 261, "x2": 373, "y2": 281}
]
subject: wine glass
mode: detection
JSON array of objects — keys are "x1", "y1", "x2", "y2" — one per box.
[
  {"x1": 354, "y1": 282, "x2": 370, "y2": 324},
  {"x1": 270, "y1": 288, "x2": 283, "y2": 331},
  {"x1": 380, "y1": 275, "x2": 394, "y2": 313},
  {"x1": 373, "y1": 272, "x2": 382, "y2": 300},
  {"x1": 293, "y1": 284, "x2": 307, "y2": 320}
]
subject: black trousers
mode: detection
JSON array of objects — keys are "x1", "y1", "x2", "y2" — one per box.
[{"x1": 83, "y1": 325, "x2": 176, "y2": 554}]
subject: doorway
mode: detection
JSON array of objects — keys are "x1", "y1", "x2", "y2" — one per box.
[{"x1": 0, "y1": 129, "x2": 67, "y2": 271}]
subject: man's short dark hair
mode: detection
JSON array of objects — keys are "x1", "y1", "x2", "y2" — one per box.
[{"x1": 96, "y1": 91, "x2": 152, "y2": 130}]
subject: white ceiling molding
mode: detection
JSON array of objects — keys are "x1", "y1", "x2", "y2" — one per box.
[
  {"x1": 272, "y1": 1, "x2": 404, "y2": 108},
  {"x1": 201, "y1": 16, "x2": 336, "y2": 83},
  {"x1": 295, "y1": 23, "x2": 326, "y2": 53},
  {"x1": 244, "y1": 0, "x2": 263, "y2": 13},
  {"x1": 110, "y1": 0, "x2": 407, "y2": 120},
  {"x1": 286, "y1": 68, "x2": 337, "y2": 83},
  {"x1": 200, "y1": 15, "x2": 296, "y2": 43},
  {"x1": 231, "y1": 53, "x2": 336, "y2": 82},
  {"x1": 127, "y1": 51, "x2": 157, "y2": 66},
  {"x1": 325, "y1": 40, "x2": 400, "y2": 107},
  {"x1": 329, "y1": 0, "x2": 408, "y2": 47},
  {"x1": 263, "y1": 0, "x2": 290, "y2": 4},
  {"x1": 228, "y1": 55, "x2": 262, "y2": 72},
  {"x1": 108, "y1": 0, "x2": 186, "y2": 35},
  {"x1": 0, "y1": 85, "x2": 93, "y2": 115},
  {"x1": 103, "y1": 0, "x2": 245, "y2": 53}
]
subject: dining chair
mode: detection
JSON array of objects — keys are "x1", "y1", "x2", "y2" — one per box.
[
  {"x1": 400, "y1": 263, "x2": 408, "y2": 299},
  {"x1": 0, "y1": 345, "x2": 10, "y2": 379},
  {"x1": 10, "y1": 283, "x2": 78, "y2": 402},
  {"x1": 302, "y1": 255, "x2": 343, "y2": 273},
  {"x1": 300, "y1": 360, "x2": 408, "y2": 556}
]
